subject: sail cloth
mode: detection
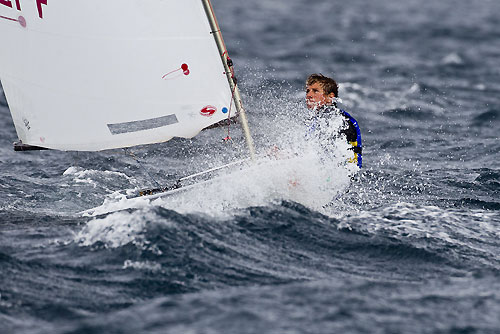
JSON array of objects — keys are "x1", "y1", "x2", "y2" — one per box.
[{"x1": 0, "y1": 1, "x2": 234, "y2": 151}]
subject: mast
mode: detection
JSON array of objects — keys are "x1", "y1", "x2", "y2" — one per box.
[{"x1": 201, "y1": 0, "x2": 256, "y2": 160}]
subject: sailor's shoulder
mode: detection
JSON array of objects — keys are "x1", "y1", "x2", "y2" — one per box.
[
  {"x1": 319, "y1": 106, "x2": 341, "y2": 117},
  {"x1": 339, "y1": 109, "x2": 360, "y2": 125},
  {"x1": 339, "y1": 108, "x2": 353, "y2": 118}
]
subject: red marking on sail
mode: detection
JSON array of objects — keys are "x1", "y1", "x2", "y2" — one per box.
[
  {"x1": 36, "y1": 0, "x2": 47, "y2": 19},
  {"x1": 0, "y1": 14, "x2": 26, "y2": 27},
  {"x1": 0, "y1": 14, "x2": 17, "y2": 22},
  {"x1": 1, "y1": 0, "x2": 21, "y2": 10},
  {"x1": 18, "y1": 15, "x2": 26, "y2": 27},
  {"x1": 0, "y1": 0, "x2": 13, "y2": 9},
  {"x1": 162, "y1": 63, "x2": 190, "y2": 79},
  {"x1": 200, "y1": 106, "x2": 217, "y2": 117}
]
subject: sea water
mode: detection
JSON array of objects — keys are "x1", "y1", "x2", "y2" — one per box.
[{"x1": 1, "y1": 0, "x2": 499, "y2": 333}]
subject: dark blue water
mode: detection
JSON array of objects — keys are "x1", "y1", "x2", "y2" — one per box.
[{"x1": 1, "y1": 0, "x2": 500, "y2": 333}]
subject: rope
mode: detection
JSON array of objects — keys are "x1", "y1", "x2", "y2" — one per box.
[
  {"x1": 224, "y1": 83, "x2": 237, "y2": 141},
  {"x1": 222, "y1": 55, "x2": 239, "y2": 142},
  {"x1": 124, "y1": 148, "x2": 161, "y2": 188}
]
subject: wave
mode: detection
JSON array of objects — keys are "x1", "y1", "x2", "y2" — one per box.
[
  {"x1": 441, "y1": 168, "x2": 500, "y2": 192},
  {"x1": 379, "y1": 139, "x2": 416, "y2": 149},
  {"x1": 74, "y1": 201, "x2": 499, "y2": 289},
  {"x1": 453, "y1": 198, "x2": 500, "y2": 211},
  {"x1": 29, "y1": 269, "x2": 499, "y2": 334},
  {"x1": 440, "y1": 52, "x2": 466, "y2": 66},
  {"x1": 475, "y1": 169, "x2": 500, "y2": 191},
  {"x1": 382, "y1": 106, "x2": 436, "y2": 120},
  {"x1": 471, "y1": 109, "x2": 499, "y2": 126},
  {"x1": 48, "y1": 199, "x2": 499, "y2": 334}
]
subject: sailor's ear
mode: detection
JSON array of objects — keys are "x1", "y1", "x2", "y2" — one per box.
[{"x1": 327, "y1": 92, "x2": 336, "y2": 101}]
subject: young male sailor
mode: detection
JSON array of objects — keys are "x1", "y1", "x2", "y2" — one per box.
[{"x1": 305, "y1": 74, "x2": 362, "y2": 168}]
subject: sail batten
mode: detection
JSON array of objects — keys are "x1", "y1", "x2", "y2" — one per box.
[{"x1": 0, "y1": 1, "x2": 237, "y2": 151}]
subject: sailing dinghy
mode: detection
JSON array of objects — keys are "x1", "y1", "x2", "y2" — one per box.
[{"x1": 0, "y1": 0, "x2": 255, "y2": 197}]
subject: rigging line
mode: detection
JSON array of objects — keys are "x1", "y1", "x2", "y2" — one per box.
[
  {"x1": 137, "y1": 158, "x2": 250, "y2": 197},
  {"x1": 123, "y1": 148, "x2": 161, "y2": 188},
  {"x1": 0, "y1": 15, "x2": 18, "y2": 22},
  {"x1": 223, "y1": 57, "x2": 237, "y2": 141},
  {"x1": 224, "y1": 83, "x2": 238, "y2": 141}
]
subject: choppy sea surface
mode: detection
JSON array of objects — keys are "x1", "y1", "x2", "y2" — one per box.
[{"x1": 1, "y1": 0, "x2": 500, "y2": 333}]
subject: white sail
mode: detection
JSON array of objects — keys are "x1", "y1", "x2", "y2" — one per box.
[{"x1": 0, "y1": 1, "x2": 235, "y2": 151}]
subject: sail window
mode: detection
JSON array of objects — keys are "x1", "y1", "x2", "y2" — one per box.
[{"x1": 107, "y1": 114, "x2": 179, "y2": 135}]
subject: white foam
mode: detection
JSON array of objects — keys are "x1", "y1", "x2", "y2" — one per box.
[
  {"x1": 64, "y1": 166, "x2": 139, "y2": 195},
  {"x1": 63, "y1": 166, "x2": 133, "y2": 180},
  {"x1": 441, "y1": 53, "x2": 464, "y2": 65},
  {"x1": 123, "y1": 260, "x2": 162, "y2": 272},
  {"x1": 75, "y1": 209, "x2": 167, "y2": 254},
  {"x1": 82, "y1": 134, "x2": 357, "y2": 217},
  {"x1": 78, "y1": 99, "x2": 359, "y2": 217},
  {"x1": 335, "y1": 202, "x2": 500, "y2": 254}
]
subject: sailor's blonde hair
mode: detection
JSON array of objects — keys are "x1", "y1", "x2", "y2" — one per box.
[{"x1": 306, "y1": 74, "x2": 339, "y2": 98}]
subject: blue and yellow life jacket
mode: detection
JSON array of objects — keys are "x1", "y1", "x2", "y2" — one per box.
[
  {"x1": 305, "y1": 107, "x2": 362, "y2": 168},
  {"x1": 340, "y1": 110, "x2": 362, "y2": 168}
]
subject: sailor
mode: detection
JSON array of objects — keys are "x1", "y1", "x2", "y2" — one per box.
[{"x1": 305, "y1": 74, "x2": 362, "y2": 168}]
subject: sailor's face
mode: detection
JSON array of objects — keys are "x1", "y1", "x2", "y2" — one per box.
[{"x1": 306, "y1": 83, "x2": 334, "y2": 110}]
